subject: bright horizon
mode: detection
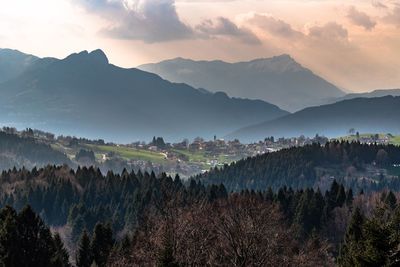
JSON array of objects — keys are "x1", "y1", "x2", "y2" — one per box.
[{"x1": 1, "y1": 0, "x2": 400, "y2": 93}]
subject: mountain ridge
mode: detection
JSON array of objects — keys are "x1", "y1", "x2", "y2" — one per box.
[
  {"x1": 227, "y1": 95, "x2": 400, "y2": 142},
  {"x1": 138, "y1": 55, "x2": 345, "y2": 112},
  {"x1": 0, "y1": 48, "x2": 289, "y2": 142}
]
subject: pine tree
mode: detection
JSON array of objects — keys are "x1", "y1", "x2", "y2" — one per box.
[
  {"x1": 385, "y1": 191, "x2": 397, "y2": 210},
  {"x1": 16, "y1": 205, "x2": 55, "y2": 266},
  {"x1": 388, "y1": 207, "x2": 400, "y2": 265},
  {"x1": 51, "y1": 233, "x2": 70, "y2": 267},
  {"x1": 362, "y1": 216, "x2": 391, "y2": 266},
  {"x1": 265, "y1": 187, "x2": 274, "y2": 202},
  {"x1": 91, "y1": 223, "x2": 114, "y2": 267},
  {"x1": 338, "y1": 207, "x2": 365, "y2": 267},
  {"x1": 76, "y1": 230, "x2": 92, "y2": 267},
  {"x1": 0, "y1": 205, "x2": 69, "y2": 267},
  {"x1": 0, "y1": 206, "x2": 19, "y2": 266},
  {"x1": 336, "y1": 185, "x2": 346, "y2": 207},
  {"x1": 345, "y1": 189, "x2": 353, "y2": 206}
]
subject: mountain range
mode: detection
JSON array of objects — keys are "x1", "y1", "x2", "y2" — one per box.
[
  {"x1": 326, "y1": 88, "x2": 400, "y2": 103},
  {"x1": 228, "y1": 96, "x2": 400, "y2": 142},
  {"x1": 138, "y1": 55, "x2": 346, "y2": 112},
  {"x1": 0, "y1": 48, "x2": 288, "y2": 142}
]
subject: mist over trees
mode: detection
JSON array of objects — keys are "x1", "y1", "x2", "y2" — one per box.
[{"x1": 0, "y1": 131, "x2": 70, "y2": 170}]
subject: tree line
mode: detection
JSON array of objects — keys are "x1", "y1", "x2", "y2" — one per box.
[{"x1": 198, "y1": 141, "x2": 400, "y2": 192}]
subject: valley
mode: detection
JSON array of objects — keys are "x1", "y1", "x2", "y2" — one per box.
[{"x1": 0, "y1": 6, "x2": 399, "y2": 264}]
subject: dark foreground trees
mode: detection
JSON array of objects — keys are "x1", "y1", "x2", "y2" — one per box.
[
  {"x1": 75, "y1": 223, "x2": 115, "y2": 267},
  {"x1": 338, "y1": 193, "x2": 400, "y2": 267},
  {"x1": 0, "y1": 205, "x2": 116, "y2": 267},
  {"x1": 0, "y1": 205, "x2": 70, "y2": 267},
  {"x1": 2, "y1": 163, "x2": 400, "y2": 266}
]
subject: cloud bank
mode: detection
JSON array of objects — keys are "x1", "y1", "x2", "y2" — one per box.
[
  {"x1": 196, "y1": 17, "x2": 261, "y2": 44},
  {"x1": 74, "y1": 0, "x2": 259, "y2": 44},
  {"x1": 347, "y1": 6, "x2": 376, "y2": 30}
]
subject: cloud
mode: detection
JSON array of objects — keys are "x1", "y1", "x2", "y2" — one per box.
[
  {"x1": 73, "y1": 0, "x2": 261, "y2": 44},
  {"x1": 246, "y1": 14, "x2": 351, "y2": 48},
  {"x1": 308, "y1": 22, "x2": 349, "y2": 43},
  {"x1": 73, "y1": 0, "x2": 124, "y2": 15},
  {"x1": 195, "y1": 17, "x2": 261, "y2": 45},
  {"x1": 372, "y1": 1, "x2": 388, "y2": 9},
  {"x1": 75, "y1": 0, "x2": 193, "y2": 43},
  {"x1": 384, "y1": 7, "x2": 400, "y2": 26},
  {"x1": 247, "y1": 14, "x2": 303, "y2": 39},
  {"x1": 347, "y1": 6, "x2": 376, "y2": 30}
]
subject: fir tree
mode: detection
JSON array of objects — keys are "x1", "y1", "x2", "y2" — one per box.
[
  {"x1": 345, "y1": 188, "x2": 353, "y2": 207},
  {"x1": 362, "y1": 217, "x2": 391, "y2": 266},
  {"x1": 0, "y1": 205, "x2": 68, "y2": 267},
  {"x1": 76, "y1": 230, "x2": 92, "y2": 267},
  {"x1": 91, "y1": 223, "x2": 114, "y2": 267},
  {"x1": 338, "y1": 207, "x2": 365, "y2": 267},
  {"x1": 0, "y1": 206, "x2": 19, "y2": 266},
  {"x1": 385, "y1": 191, "x2": 397, "y2": 210},
  {"x1": 16, "y1": 205, "x2": 55, "y2": 266},
  {"x1": 51, "y1": 233, "x2": 70, "y2": 267}
]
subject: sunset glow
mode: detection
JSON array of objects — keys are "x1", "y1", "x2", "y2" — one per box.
[{"x1": 0, "y1": 0, "x2": 399, "y2": 92}]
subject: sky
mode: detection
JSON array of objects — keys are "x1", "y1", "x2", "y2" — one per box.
[{"x1": 0, "y1": 0, "x2": 399, "y2": 92}]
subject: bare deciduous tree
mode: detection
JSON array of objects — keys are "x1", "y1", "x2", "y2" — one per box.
[{"x1": 109, "y1": 194, "x2": 334, "y2": 266}]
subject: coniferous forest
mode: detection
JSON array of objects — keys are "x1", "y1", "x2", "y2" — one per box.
[
  {"x1": 199, "y1": 141, "x2": 400, "y2": 192},
  {"x1": 0, "y1": 141, "x2": 400, "y2": 266}
]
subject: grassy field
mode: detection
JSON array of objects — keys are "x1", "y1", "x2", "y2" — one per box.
[
  {"x1": 390, "y1": 136, "x2": 400, "y2": 146},
  {"x1": 338, "y1": 133, "x2": 387, "y2": 141},
  {"x1": 52, "y1": 140, "x2": 235, "y2": 168},
  {"x1": 172, "y1": 149, "x2": 208, "y2": 162},
  {"x1": 84, "y1": 144, "x2": 166, "y2": 163}
]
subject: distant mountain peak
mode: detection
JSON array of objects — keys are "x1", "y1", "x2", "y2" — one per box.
[
  {"x1": 89, "y1": 49, "x2": 109, "y2": 65},
  {"x1": 0, "y1": 48, "x2": 289, "y2": 142},
  {"x1": 274, "y1": 54, "x2": 294, "y2": 61},
  {"x1": 213, "y1": 91, "x2": 229, "y2": 99},
  {"x1": 138, "y1": 55, "x2": 344, "y2": 112},
  {"x1": 63, "y1": 49, "x2": 109, "y2": 65},
  {"x1": 246, "y1": 54, "x2": 302, "y2": 73}
]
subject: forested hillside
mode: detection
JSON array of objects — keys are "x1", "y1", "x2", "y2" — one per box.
[
  {"x1": 198, "y1": 141, "x2": 400, "y2": 192},
  {"x1": 0, "y1": 131, "x2": 70, "y2": 170},
  {"x1": 0, "y1": 166, "x2": 227, "y2": 242},
  {"x1": 2, "y1": 165, "x2": 400, "y2": 266},
  {"x1": 0, "y1": 165, "x2": 351, "y2": 265}
]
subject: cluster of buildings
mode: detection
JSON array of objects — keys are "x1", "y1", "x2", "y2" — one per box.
[{"x1": 353, "y1": 134, "x2": 391, "y2": 145}]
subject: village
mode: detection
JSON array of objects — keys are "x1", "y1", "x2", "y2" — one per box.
[{"x1": 2, "y1": 126, "x2": 398, "y2": 177}]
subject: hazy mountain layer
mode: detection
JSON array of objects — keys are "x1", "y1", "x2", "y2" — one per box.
[
  {"x1": 324, "y1": 89, "x2": 400, "y2": 104},
  {"x1": 139, "y1": 55, "x2": 345, "y2": 112},
  {"x1": 228, "y1": 96, "x2": 400, "y2": 142},
  {"x1": 0, "y1": 49, "x2": 288, "y2": 142}
]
